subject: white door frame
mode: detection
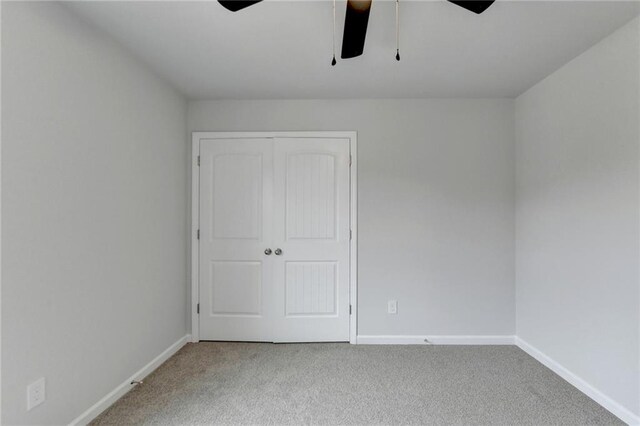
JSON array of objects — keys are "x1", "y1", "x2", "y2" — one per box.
[{"x1": 191, "y1": 131, "x2": 358, "y2": 344}]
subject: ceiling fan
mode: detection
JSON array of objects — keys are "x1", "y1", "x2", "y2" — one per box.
[{"x1": 218, "y1": 0, "x2": 495, "y2": 62}]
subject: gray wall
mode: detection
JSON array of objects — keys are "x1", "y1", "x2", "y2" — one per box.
[
  {"x1": 515, "y1": 17, "x2": 640, "y2": 417},
  {"x1": 189, "y1": 99, "x2": 515, "y2": 337},
  {"x1": 1, "y1": 2, "x2": 188, "y2": 424}
]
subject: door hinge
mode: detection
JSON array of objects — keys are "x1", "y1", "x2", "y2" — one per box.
[
  {"x1": 197, "y1": 303, "x2": 200, "y2": 314},
  {"x1": 349, "y1": 155, "x2": 352, "y2": 166},
  {"x1": 197, "y1": 155, "x2": 200, "y2": 166},
  {"x1": 349, "y1": 305, "x2": 352, "y2": 315},
  {"x1": 350, "y1": 229, "x2": 352, "y2": 240},
  {"x1": 197, "y1": 229, "x2": 200, "y2": 240}
]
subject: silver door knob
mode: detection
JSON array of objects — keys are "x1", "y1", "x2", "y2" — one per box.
[
  {"x1": 264, "y1": 248, "x2": 272, "y2": 255},
  {"x1": 274, "y1": 248, "x2": 283, "y2": 255}
]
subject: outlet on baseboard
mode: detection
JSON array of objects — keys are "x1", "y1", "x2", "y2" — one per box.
[
  {"x1": 388, "y1": 300, "x2": 398, "y2": 314},
  {"x1": 27, "y1": 377, "x2": 45, "y2": 411}
]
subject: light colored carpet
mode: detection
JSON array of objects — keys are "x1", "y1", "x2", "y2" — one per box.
[{"x1": 92, "y1": 343, "x2": 622, "y2": 425}]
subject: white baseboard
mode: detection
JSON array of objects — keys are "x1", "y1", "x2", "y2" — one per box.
[
  {"x1": 515, "y1": 337, "x2": 639, "y2": 426},
  {"x1": 69, "y1": 334, "x2": 191, "y2": 426},
  {"x1": 356, "y1": 335, "x2": 516, "y2": 345}
]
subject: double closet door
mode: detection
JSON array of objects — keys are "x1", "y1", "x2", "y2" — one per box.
[{"x1": 198, "y1": 137, "x2": 351, "y2": 342}]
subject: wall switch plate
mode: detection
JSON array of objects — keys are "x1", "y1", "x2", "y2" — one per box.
[
  {"x1": 388, "y1": 300, "x2": 398, "y2": 314},
  {"x1": 27, "y1": 378, "x2": 45, "y2": 411}
]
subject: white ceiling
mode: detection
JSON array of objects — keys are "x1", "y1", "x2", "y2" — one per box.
[{"x1": 66, "y1": 0, "x2": 640, "y2": 99}]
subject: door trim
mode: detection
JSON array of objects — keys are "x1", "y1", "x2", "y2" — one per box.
[{"x1": 191, "y1": 131, "x2": 358, "y2": 344}]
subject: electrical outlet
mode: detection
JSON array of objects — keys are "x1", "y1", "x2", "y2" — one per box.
[
  {"x1": 388, "y1": 300, "x2": 398, "y2": 314},
  {"x1": 27, "y1": 378, "x2": 45, "y2": 411}
]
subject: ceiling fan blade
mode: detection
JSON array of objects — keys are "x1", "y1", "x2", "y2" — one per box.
[
  {"x1": 341, "y1": 0, "x2": 372, "y2": 59},
  {"x1": 447, "y1": 1, "x2": 495, "y2": 14},
  {"x1": 218, "y1": 0, "x2": 263, "y2": 12}
]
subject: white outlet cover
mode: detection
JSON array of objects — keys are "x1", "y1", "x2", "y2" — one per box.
[
  {"x1": 388, "y1": 300, "x2": 398, "y2": 314},
  {"x1": 27, "y1": 377, "x2": 45, "y2": 411}
]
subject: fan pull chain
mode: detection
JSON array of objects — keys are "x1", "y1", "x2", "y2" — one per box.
[
  {"x1": 332, "y1": 0, "x2": 337, "y2": 66},
  {"x1": 395, "y1": 0, "x2": 400, "y2": 61}
]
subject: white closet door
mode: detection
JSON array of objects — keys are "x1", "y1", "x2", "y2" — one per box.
[
  {"x1": 199, "y1": 138, "x2": 273, "y2": 341},
  {"x1": 271, "y1": 138, "x2": 351, "y2": 342}
]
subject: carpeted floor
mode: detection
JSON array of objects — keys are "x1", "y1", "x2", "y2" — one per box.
[{"x1": 91, "y1": 342, "x2": 622, "y2": 425}]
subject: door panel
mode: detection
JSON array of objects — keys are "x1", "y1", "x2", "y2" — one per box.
[
  {"x1": 286, "y1": 153, "x2": 336, "y2": 240},
  {"x1": 199, "y1": 138, "x2": 273, "y2": 341},
  {"x1": 198, "y1": 136, "x2": 350, "y2": 342},
  {"x1": 286, "y1": 261, "x2": 337, "y2": 316},
  {"x1": 211, "y1": 154, "x2": 262, "y2": 240},
  {"x1": 272, "y1": 138, "x2": 351, "y2": 342},
  {"x1": 209, "y1": 261, "x2": 262, "y2": 316}
]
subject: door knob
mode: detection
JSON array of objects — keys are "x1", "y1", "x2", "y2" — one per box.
[
  {"x1": 264, "y1": 248, "x2": 272, "y2": 255},
  {"x1": 274, "y1": 248, "x2": 283, "y2": 255}
]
